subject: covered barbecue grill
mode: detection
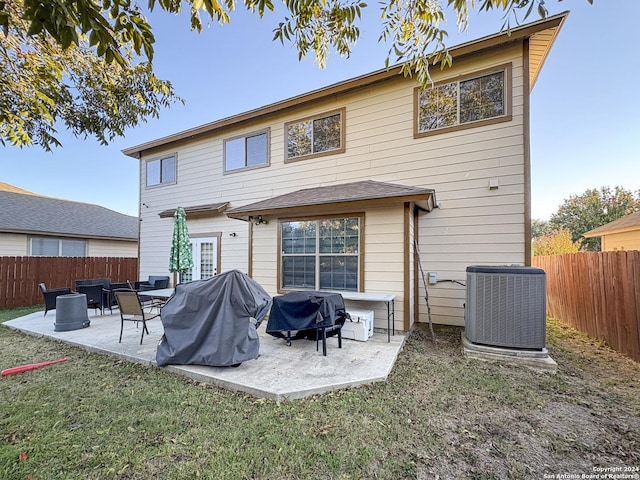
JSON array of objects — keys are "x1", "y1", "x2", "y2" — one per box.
[
  {"x1": 266, "y1": 291, "x2": 347, "y2": 355},
  {"x1": 156, "y1": 270, "x2": 272, "y2": 367}
]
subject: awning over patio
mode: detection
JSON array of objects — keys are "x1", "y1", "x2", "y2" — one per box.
[
  {"x1": 225, "y1": 180, "x2": 436, "y2": 222},
  {"x1": 158, "y1": 202, "x2": 229, "y2": 219}
]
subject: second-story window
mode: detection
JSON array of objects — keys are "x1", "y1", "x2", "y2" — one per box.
[
  {"x1": 224, "y1": 129, "x2": 269, "y2": 173},
  {"x1": 285, "y1": 108, "x2": 345, "y2": 162},
  {"x1": 146, "y1": 155, "x2": 176, "y2": 187},
  {"x1": 415, "y1": 64, "x2": 511, "y2": 137}
]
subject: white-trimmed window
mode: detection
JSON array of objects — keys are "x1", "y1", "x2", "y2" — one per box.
[
  {"x1": 285, "y1": 108, "x2": 345, "y2": 162},
  {"x1": 280, "y1": 216, "x2": 361, "y2": 291},
  {"x1": 224, "y1": 129, "x2": 269, "y2": 173},
  {"x1": 30, "y1": 237, "x2": 86, "y2": 257},
  {"x1": 416, "y1": 64, "x2": 511, "y2": 137},
  {"x1": 146, "y1": 155, "x2": 176, "y2": 187}
]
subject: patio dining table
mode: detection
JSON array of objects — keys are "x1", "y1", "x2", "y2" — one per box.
[
  {"x1": 138, "y1": 288, "x2": 175, "y2": 308},
  {"x1": 139, "y1": 288, "x2": 175, "y2": 300}
]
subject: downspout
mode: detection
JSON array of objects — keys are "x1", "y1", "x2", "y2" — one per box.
[
  {"x1": 136, "y1": 152, "x2": 143, "y2": 282},
  {"x1": 523, "y1": 38, "x2": 533, "y2": 266},
  {"x1": 403, "y1": 202, "x2": 411, "y2": 331},
  {"x1": 247, "y1": 221, "x2": 253, "y2": 278}
]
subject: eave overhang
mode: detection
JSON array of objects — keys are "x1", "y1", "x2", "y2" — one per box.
[
  {"x1": 583, "y1": 211, "x2": 640, "y2": 238},
  {"x1": 123, "y1": 12, "x2": 568, "y2": 159},
  {"x1": 0, "y1": 228, "x2": 137, "y2": 242},
  {"x1": 158, "y1": 202, "x2": 229, "y2": 219},
  {"x1": 225, "y1": 181, "x2": 436, "y2": 222}
]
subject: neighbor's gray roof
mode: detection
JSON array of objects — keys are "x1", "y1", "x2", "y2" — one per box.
[
  {"x1": 226, "y1": 180, "x2": 435, "y2": 221},
  {"x1": 0, "y1": 190, "x2": 138, "y2": 241},
  {"x1": 583, "y1": 210, "x2": 640, "y2": 238}
]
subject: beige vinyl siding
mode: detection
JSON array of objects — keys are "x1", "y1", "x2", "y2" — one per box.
[
  {"x1": 347, "y1": 206, "x2": 406, "y2": 333},
  {"x1": 248, "y1": 207, "x2": 407, "y2": 332},
  {"x1": 188, "y1": 217, "x2": 249, "y2": 274},
  {"x1": 602, "y1": 231, "x2": 640, "y2": 252},
  {"x1": 0, "y1": 235, "x2": 137, "y2": 258},
  {"x1": 250, "y1": 221, "x2": 278, "y2": 293},
  {"x1": 138, "y1": 42, "x2": 527, "y2": 326},
  {"x1": 407, "y1": 205, "x2": 416, "y2": 330},
  {"x1": 0, "y1": 233, "x2": 28, "y2": 256},
  {"x1": 87, "y1": 239, "x2": 138, "y2": 258},
  {"x1": 138, "y1": 205, "x2": 250, "y2": 281}
]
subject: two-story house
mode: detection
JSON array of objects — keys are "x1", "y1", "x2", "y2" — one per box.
[{"x1": 124, "y1": 13, "x2": 567, "y2": 332}]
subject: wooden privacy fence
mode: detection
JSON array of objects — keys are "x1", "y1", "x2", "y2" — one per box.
[
  {"x1": 532, "y1": 251, "x2": 640, "y2": 362},
  {"x1": 0, "y1": 256, "x2": 139, "y2": 308}
]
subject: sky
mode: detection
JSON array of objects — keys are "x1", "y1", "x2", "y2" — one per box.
[{"x1": 2, "y1": 0, "x2": 639, "y2": 220}]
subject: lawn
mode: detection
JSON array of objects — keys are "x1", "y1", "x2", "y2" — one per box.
[{"x1": 1, "y1": 306, "x2": 638, "y2": 479}]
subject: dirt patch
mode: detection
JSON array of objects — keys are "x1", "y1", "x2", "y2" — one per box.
[{"x1": 410, "y1": 321, "x2": 640, "y2": 480}]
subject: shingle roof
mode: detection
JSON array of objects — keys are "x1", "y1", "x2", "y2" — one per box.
[
  {"x1": 0, "y1": 190, "x2": 139, "y2": 240},
  {"x1": 583, "y1": 210, "x2": 640, "y2": 238},
  {"x1": 225, "y1": 180, "x2": 435, "y2": 221},
  {"x1": 158, "y1": 203, "x2": 229, "y2": 219}
]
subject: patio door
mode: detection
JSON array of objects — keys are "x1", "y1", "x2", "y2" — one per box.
[{"x1": 180, "y1": 236, "x2": 218, "y2": 282}]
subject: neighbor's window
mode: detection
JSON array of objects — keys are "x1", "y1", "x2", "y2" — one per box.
[
  {"x1": 30, "y1": 237, "x2": 86, "y2": 257},
  {"x1": 416, "y1": 65, "x2": 511, "y2": 137},
  {"x1": 224, "y1": 129, "x2": 269, "y2": 173},
  {"x1": 285, "y1": 109, "x2": 345, "y2": 162},
  {"x1": 280, "y1": 216, "x2": 360, "y2": 291},
  {"x1": 146, "y1": 155, "x2": 176, "y2": 187}
]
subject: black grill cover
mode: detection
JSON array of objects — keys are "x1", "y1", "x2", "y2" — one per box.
[
  {"x1": 266, "y1": 291, "x2": 347, "y2": 339},
  {"x1": 156, "y1": 270, "x2": 272, "y2": 367}
]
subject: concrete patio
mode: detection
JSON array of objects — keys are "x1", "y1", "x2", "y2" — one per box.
[{"x1": 3, "y1": 308, "x2": 406, "y2": 401}]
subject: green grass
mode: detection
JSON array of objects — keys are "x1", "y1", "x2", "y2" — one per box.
[
  {"x1": 1, "y1": 307, "x2": 639, "y2": 479},
  {"x1": 0, "y1": 305, "x2": 42, "y2": 322}
]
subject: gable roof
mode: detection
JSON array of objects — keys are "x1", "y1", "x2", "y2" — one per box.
[
  {"x1": 0, "y1": 181, "x2": 36, "y2": 195},
  {"x1": 583, "y1": 210, "x2": 640, "y2": 238},
  {"x1": 0, "y1": 189, "x2": 139, "y2": 241},
  {"x1": 225, "y1": 180, "x2": 435, "y2": 221},
  {"x1": 123, "y1": 12, "x2": 567, "y2": 159}
]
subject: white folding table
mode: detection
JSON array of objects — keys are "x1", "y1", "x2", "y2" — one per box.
[{"x1": 336, "y1": 292, "x2": 397, "y2": 342}]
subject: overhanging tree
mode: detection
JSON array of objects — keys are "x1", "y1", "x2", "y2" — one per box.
[
  {"x1": 1, "y1": 0, "x2": 590, "y2": 150},
  {"x1": 1, "y1": 0, "x2": 181, "y2": 150},
  {"x1": 549, "y1": 186, "x2": 640, "y2": 251}
]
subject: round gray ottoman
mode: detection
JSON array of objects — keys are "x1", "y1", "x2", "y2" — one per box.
[{"x1": 54, "y1": 293, "x2": 91, "y2": 332}]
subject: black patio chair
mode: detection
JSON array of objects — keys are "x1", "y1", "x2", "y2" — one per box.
[
  {"x1": 38, "y1": 283, "x2": 72, "y2": 316},
  {"x1": 76, "y1": 284, "x2": 104, "y2": 315},
  {"x1": 114, "y1": 290, "x2": 160, "y2": 344},
  {"x1": 103, "y1": 281, "x2": 133, "y2": 313},
  {"x1": 134, "y1": 276, "x2": 170, "y2": 291}
]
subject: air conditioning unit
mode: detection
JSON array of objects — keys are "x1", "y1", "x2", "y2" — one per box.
[{"x1": 465, "y1": 265, "x2": 546, "y2": 350}]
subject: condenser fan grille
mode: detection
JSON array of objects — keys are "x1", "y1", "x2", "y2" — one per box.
[{"x1": 465, "y1": 266, "x2": 546, "y2": 349}]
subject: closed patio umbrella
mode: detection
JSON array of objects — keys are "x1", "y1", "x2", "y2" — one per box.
[{"x1": 169, "y1": 207, "x2": 194, "y2": 279}]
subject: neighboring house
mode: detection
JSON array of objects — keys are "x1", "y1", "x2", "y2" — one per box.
[
  {"x1": 0, "y1": 182, "x2": 138, "y2": 257},
  {"x1": 583, "y1": 211, "x2": 640, "y2": 251},
  {"x1": 124, "y1": 14, "x2": 567, "y2": 331}
]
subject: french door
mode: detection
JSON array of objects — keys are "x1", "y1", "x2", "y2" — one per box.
[{"x1": 180, "y1": 237, "x2": 218, "y2": 282}]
